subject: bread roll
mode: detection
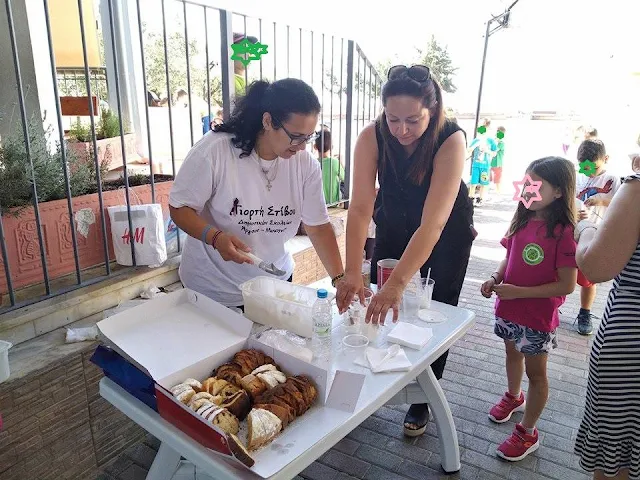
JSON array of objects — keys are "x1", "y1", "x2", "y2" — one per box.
[{"x1": 247, "y1": 408, "x2": 282, "y2": 451}]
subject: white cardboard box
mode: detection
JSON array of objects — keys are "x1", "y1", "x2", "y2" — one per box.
[{"x1": 97, "y1": 288, "x2": 364, "y2": 478}]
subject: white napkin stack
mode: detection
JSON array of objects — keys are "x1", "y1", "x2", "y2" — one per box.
[
  {"x1": 354, "y1": 345, "x2": 412, "y2": 373},
  {"x1": 387, "y1": 322, "x2": 433, "y2": 350}
]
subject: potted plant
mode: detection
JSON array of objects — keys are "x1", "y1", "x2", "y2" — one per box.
[
  {"x1": 66, "y1": 108, "x2": 140, "y2": 172},
  {"x1": 0, "y1": 116, "x2": 174, "y2": 297}
]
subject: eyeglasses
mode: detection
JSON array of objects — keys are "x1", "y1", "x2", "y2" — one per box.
[
  {"x1": 273, "y1": 117, "x2": 319, "y2": 146},
  {"x1": 387, "y1": 65, "x2": 431, "y2": 83}
]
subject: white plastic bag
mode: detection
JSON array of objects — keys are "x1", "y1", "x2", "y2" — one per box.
[{"x1": 108, "y1": 203, "x2": 167, "y2": 266}]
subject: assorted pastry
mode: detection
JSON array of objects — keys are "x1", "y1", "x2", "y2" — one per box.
[
  {"x1": 168, "y1": 349, "x2": 319, "y2": 467},
  {"x1": 247, "y1": 375, "x2": 318, "y2": 451}
]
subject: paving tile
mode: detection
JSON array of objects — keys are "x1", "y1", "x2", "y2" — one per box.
[{"x1": 320, "y1": 450, "x2": 371, "y2": 479}]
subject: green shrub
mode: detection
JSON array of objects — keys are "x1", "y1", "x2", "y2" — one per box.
[
  {"x1": 0, "y1": 116, "x2": 107, "y2": 216},
  {"x1": 67, "y1": 108, "x2": 129, "y2": 142}
]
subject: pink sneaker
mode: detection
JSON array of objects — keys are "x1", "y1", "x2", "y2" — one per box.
[
  {"x1": 496, "y1": 423, "x2": 539, "y2": 461},
  {"x1": 488, "y1": 391, "x2": 525, "y2": 423}
]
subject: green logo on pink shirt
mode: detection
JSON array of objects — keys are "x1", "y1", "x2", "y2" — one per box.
[{"x1": 523, "y1": 243, "x2": 544, "y2": 265}]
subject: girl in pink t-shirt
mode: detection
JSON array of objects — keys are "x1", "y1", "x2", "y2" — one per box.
[{"x1": 480, "y1": 156, "x2": 578, "y2": 462}]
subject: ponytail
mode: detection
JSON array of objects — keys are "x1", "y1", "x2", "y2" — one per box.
[{"x1": 213, "y1": 78, "x2": 321, "y2": 158}]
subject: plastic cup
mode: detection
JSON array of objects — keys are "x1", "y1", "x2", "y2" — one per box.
[
  {"x1": 343, "y1": 288, "x2": 373, "y2": 334},
  {"x1": 342, "y1": 333, "x2": 369, "y2": 364},
  {"x1": 377, "y1": 259, "x2": 398, "y2": 288},
  {"x1": 419, "y1": 278, "x2": 435, "y2": 309},
  {"x1": 403, "y1": 289, "x2": 421, "y2": 320},
  {"x1": 362, "y1": 260, "x2": 371, "y2": 288}
]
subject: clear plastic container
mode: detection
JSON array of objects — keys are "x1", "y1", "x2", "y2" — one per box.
[{"x1": 239, "y1": 276, "x2": 320, "y2": 339}]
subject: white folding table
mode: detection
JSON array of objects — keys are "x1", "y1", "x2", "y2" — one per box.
[{"x1": 100, "y1": 287, "x2": 475, "y2": 480}]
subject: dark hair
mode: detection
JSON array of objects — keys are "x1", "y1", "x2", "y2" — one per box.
[
  {"x1": 585, "y1": 127, "x2": 598, "y2": 138},
  {"x1": 482, "y1": 118, "x2": 491, "y2": 128},
  {"x1": 315, "y1": 127, "x2": 331, "y2": 154},
  {"x1": 577, "y1": 139, "x2": 606, "y2": 162},
  {"x1": 497, "y1": 126, "x2": 506, "y2": 133},
  {"x1": 233, "y1": 33, "x2": 259, "y2": 44},
  {"x1": 213, "y1": 78, "x2": 320, "y2": 158},
  {"x1": 507, "y1": 156, "x2": 576, "y2": 239},
  {"x1": 379, "y1": 73, "x2": 444, "y2": 185}
]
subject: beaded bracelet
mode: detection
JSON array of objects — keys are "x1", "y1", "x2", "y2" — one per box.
[
  {"x1": 331, "y1": 272, "x2": 345, "y2": 287},
  {"x1": 211, "y1": 230, "x2": 224, "y2": 250}
]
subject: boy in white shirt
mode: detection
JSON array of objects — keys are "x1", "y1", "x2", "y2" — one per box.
[{"x1": 574, "y1": 139, "x2": 621, "y2": 335}]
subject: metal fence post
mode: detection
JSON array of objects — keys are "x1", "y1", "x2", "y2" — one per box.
[
  {"x1": 343, "y1": 40, "x2": 355, "y2": 210},
  {"x1": 219, "y1": 9, "x2": 234, "y2": 120}
]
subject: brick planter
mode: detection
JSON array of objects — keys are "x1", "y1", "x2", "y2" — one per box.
[
  {"x1": 66, "y1": 134, "x2": 139, "y2": 172},
  {"x1": 0, "y1": 181, "x2": 173, "y2": 295}
]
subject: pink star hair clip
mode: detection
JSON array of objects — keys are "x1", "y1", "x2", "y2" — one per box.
[{"x1": 513, "y1": 174, "x2": 542, "y2": 208}]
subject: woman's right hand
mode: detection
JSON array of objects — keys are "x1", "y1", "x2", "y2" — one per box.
[
  {"x1": 215, "y1": 232, "x2": 253, "y2": 264},
  {"x1": 336, "y1": 270, "x2": 364, "y2": 314},
  {"x1": 480, "y1": 278, "x2": 496, "y2": 298}
]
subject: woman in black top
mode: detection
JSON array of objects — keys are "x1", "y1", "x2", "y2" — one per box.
[{"x1": 336, "y1": 65, "x2": 476, "y2": 437}]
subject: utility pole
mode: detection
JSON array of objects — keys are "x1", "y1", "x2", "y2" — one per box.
[{"x1": 472, "y1": 0, "x2": 521, "y2": 140}]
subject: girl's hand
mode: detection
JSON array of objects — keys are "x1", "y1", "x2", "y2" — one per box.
[
  {"x1": 215, "y1": 233, "x2": 253, "y2": 264},
  {"x1": 584, "y1": 197, "x2": 603, "y2": 208},
  {"x1": 365, "y1": 281, "x2": 403, "y2": 325},
  {"x1": 578, "y1": 209, "x2": 589, "y2": 221},
  {"x1": 492, "y1": 284, "x2": 522, "y2": 300},
  {"x1": 336, "y1": 270, "x2": 364, "y2": 314},
  {"x1": 480, "y1": 278, "x2": 496, "y2": 298}
]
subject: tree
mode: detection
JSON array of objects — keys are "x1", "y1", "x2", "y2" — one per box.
[
  {"x1": 142, "y1": 20, "x2": 221, "y2": 106},
  {"x1": 415, "y1": 35, "x2": 458, "y2": 93}
]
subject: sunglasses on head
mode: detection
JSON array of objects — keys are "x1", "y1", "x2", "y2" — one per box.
[{"x1": 387, "y1": 65, "x2": 431, "y2": 83}]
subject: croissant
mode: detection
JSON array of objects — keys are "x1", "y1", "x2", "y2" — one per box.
[{"x1": 215, "y1": 363, "x2": 244, "y2": 387}]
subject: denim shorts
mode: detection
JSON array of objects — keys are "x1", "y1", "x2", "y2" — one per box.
[{"x1": 494, "y1": 317, "x2": 558, "y2": 355}]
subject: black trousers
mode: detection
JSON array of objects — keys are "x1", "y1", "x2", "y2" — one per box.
[{"x1": 371, "y1": 220, "x2": 474, "y2": 381}]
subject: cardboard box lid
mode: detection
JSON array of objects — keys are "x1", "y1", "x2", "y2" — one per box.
[{"x1": 97, "y1": 289, "x2": 253, "y2": 380}]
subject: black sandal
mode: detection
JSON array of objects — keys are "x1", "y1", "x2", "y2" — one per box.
[{"x1": 403, "y1": 403, "x2": 430, "y2": 437}]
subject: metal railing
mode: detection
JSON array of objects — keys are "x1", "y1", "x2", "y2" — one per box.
[
  {"x1": 56, "y1": 67, "x2": 109, "y2": 104},
  {"x1": 0, "y1": 0, "x2": 381, "y2": 314}
]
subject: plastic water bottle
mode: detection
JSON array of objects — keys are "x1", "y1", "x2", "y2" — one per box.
[{"x1": 312, "y1": 289, "x2": 332, "y2": 360}]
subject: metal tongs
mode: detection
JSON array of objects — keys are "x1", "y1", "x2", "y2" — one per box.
[{"x1": 246, "y1": 252, "x2": 286, "y2": 276}]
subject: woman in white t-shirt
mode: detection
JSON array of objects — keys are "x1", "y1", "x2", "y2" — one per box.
[{"x1": 169, "y1": 78, "x2": 344, "y2": 307}]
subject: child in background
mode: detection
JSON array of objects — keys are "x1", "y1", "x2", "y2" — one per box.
[
  {"x1": 314, "y1": 127, "x2": 345, "y2": 205},
  {"x1": 491, "y1": 126, "x2": 506, "y2": 193},
  {"x1": 468, "y1": 118, "x2": 497, "y2": 205},
  {"x1": 574, "y1": 139, "x2": 620, "y2": 335},
  {"x1": 480, "y1": 156, "x2": 577, "y2": 462}
]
